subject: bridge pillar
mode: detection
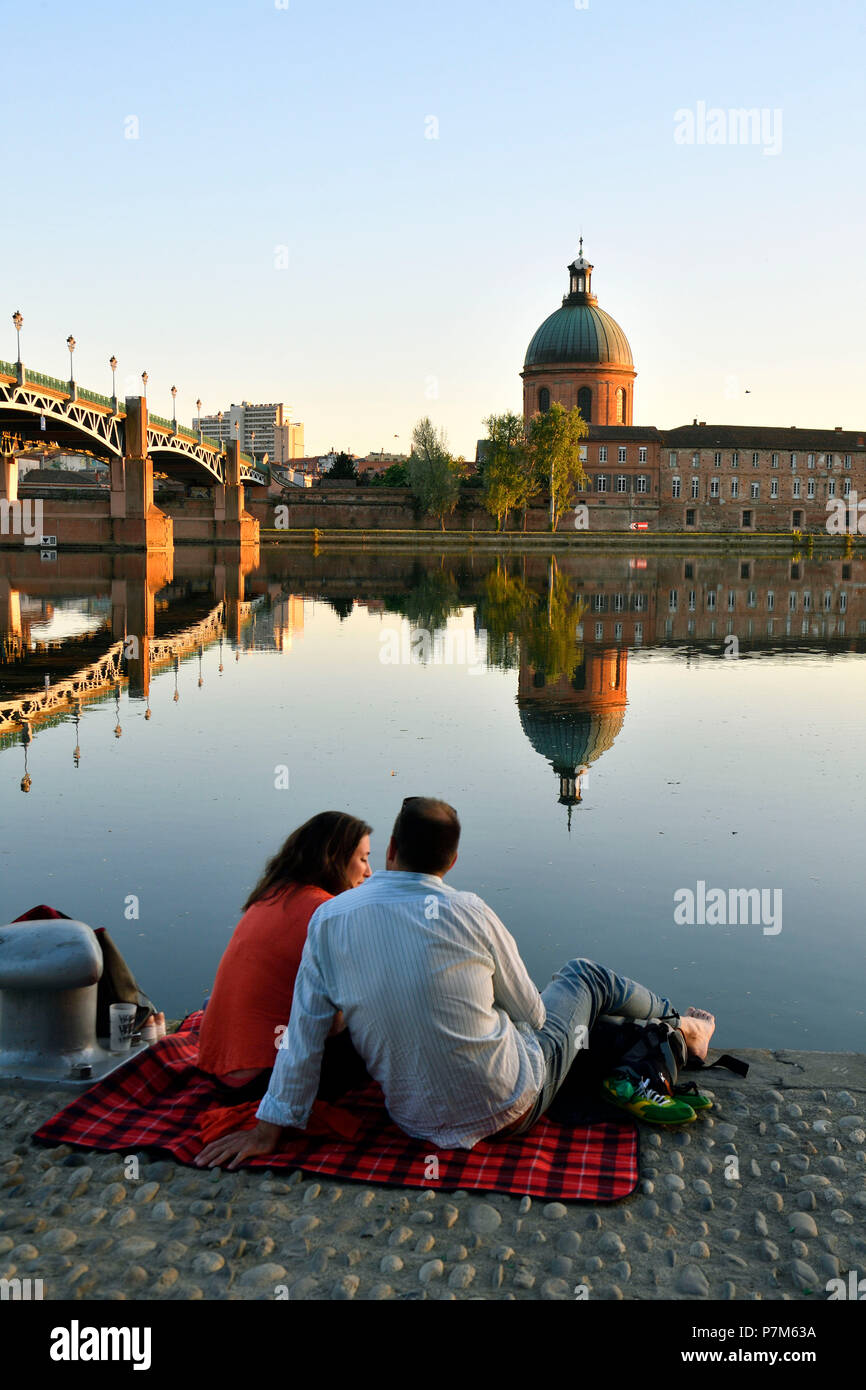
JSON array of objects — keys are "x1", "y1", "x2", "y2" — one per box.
[
  {"x1": 0, "y1": 451, "x2": 18, "y2": 504},
  {"x1": 0, "y1": 575, "x2": 22, "y2": 639},
  {"x1": 214, "y1": 440, "x2": 259, "y2": 545},
  {"x1": 111, "y1": 398, "x2": 173, "y2": 552}
]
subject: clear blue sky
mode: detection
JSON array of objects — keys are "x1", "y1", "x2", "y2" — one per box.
[{"x1": 4, "y1": 0, "x2": 864, "y2": 456}]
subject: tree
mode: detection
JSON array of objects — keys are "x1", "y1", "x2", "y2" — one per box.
[
  {"x1": 370, "y1": 461, "x2": 408, "y2": 487},
  {"x1": 480, "y1": 412, "x2": 528, "y2": 531},
  {"x1": 407, "y1": 418, "x2": 462, "y2": 530},
  {"x1": 527, "y1": 403, "x2": 589, "y2": 530},
  {"x1": 327, "y1": 452, "x2": 358, "y2": 481}
]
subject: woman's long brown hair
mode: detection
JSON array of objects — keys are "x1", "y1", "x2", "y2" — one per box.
[{"x1": 242, "y1": 811, "x2": 372, "y2": 910}]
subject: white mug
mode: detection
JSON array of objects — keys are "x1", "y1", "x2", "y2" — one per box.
[{"x1": 109, "y1": 1002, "x2": 138, "y2": 1053}]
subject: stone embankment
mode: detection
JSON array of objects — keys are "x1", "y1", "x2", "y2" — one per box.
[{"x1": 0, "y1": 1048, "x2": 863, "y2": 1301}]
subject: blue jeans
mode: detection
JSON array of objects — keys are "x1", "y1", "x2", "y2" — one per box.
[{"x1": 508, "y1": 958, "x2": 674, "y2": 1135}]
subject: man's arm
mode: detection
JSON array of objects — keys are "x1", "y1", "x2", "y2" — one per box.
[
  {"x1": 255, "y1": 931, "x2": 336, "y2": 1128},
  {"x1": 477, "y1": 900, "x2": 545, "y2": 1030}
]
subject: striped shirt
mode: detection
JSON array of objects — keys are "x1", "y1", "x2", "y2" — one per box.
[{"x1": 256, "y1": 869, "x2": 547, "y2": 1149}]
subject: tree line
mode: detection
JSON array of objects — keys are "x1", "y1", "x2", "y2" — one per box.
[{"x1": 323, "y1": 405, "x2": 589, "y2": 532}]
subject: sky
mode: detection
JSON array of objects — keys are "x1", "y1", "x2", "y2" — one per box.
[{"x1": 3, "y1": 0, "x2": 864, "y2": 457}]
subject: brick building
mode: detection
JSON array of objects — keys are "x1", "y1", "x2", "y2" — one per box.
[{"x1": 523, "y1": 246, "x2": 865, "y2": 533}]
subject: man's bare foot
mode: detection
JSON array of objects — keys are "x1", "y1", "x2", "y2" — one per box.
[{"x1": 678, "y1": 1006, "x2": 716, "y2": 1062}]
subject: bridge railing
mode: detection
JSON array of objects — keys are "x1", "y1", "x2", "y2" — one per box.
[
  {"x1": 24, "y1": 369, "x2": 70, "y2": 393},
  {"x1": 0, "y1": 359, "x2": 16, "y2": 377},
  {"x1": 149, "y1": 412, "x2": 173, "y2": 430},
  {"x1": 78, "y1": 387, "x2": 114, "y2": 408}
]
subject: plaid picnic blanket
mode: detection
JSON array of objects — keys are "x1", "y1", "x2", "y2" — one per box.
[{"x1": 33, "y1": 1012, "x2": 639, "y2": 1202}]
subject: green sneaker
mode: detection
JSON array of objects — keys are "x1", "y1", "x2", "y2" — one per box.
[
  {"x1": 601, "y1": 1072, "x2": 697, "y2": 1125},
  {"x1": 673, "y1": 1081, "x2": 713, "y2": 1112}
]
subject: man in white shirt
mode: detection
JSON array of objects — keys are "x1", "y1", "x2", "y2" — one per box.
[{"x1": 196, "y1": 798, "x2": 715, "y2": 1168}]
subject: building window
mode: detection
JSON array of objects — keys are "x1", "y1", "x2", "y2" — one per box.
[
  {"x1": 844, "y1": 478, "x2": 851, "y2": 497},
  {"x1": 728, "y1": 590, "x2": 736, "y2": 610},
  {"x1": 639, "y1": 446, "x2": 647, "y2": 463},
  {"x1": 742, "y1": 509, "x2": 753, "y2": 527},
  {"x1": 770, "y1": 478, "x2": 778, "y2": 498},
  {"x1": 803, "y1": 592, "x2": 812, "y2": 611},
  {"x1": 599, "y1": 445, "x2": 607, "y2": 463},
  {"x1": 790, "y1": 453, "x2": 797, "y2": 468},
  {"x1": 840, "y1": 593, "x2": 848, "y2": 613},
  {"x1": 596, "y1": 474, "x2": 607, "y2": 492},
  {"x1": 828, "y1": 479, "x2": 836, "y2": 497},
  {"x1": 823, "y1": 591, "x2": 833, "y2": 612},
  {"x1": 772, "y1": 453, "x2": 779, "y2": 468},
  {"x1": 637, "y1": 475, "x2": 647, "y2": 493},
  {"x1": 577, "y1": 386, "x2": 592, "y2": 422},
  {"x1": 616, "y1": 474, "x2": 628, "y2": 493},
  {"x1": 793, "y1": 477, "x2": 801, "y2": 498},
  {"x1": 634, "y1": 622, "x2": 643, "y2": 643},
  {"x1": 741, "y1": 563, "x2": 751, "y2": 578},
  {"x1": 714, "y1": 451, "x2": 722, "y2": 466},
  {"x1": 826, "y1": 453, "x2": 834, "y2": 468},
  {"x1": 788, "y1": 592, "x2": 797, "y2": 611},
  {"x1": 614, "y1": 622, "x2": 623, "y2": 641},
  {"x1": 672, "y1": 477, "x2": 681, "y2": 498},
  {"x1": 685, "y1": 508, "x2": 696, "y2": 526},
  {"x1": 747, "y1": 588, "x2": 757, "y2": 608},
  {"x1": 792, "y1": 510, "x2": 802, "y2": 528},
  {"x1": 633, "y1": 593, "x2": 647, "y2": 611},
  {"x1": 692, "y1": 453, "x2": 700, "y2": 468},
  {"x1": 845, "y1": 454, "x2": 851, "y2": 469},
  {"x1": 669, "y1": 590, "x2": 678, "y2": 612},
  {"x1": 767, "y1": 591, "x2": 775, "y2": 611},
  {"x1": 751, "y1": 481, "x2": 760, "y2": 498},
  {"x1": 731, "y1": 478, "x2": 739, "y2": 498},
  {"x1": 592, "y1": 594, "x2": 606, "y2": 612},
  {"x1": 731, "y1": 451, "x2": 739, "y2": 467},
  {"x1": 752, "y1": 452, "x2": 760, "y2": 467},
  {"x1": 688, "y1": 590, "x2": 696, "y2": 611},
  {"x1": 669, "y1": 452, "x2": 677, "y2": 467},
  {"x1": 807, "y1": 479, "x2": 816, "y2": 499},
  {"x1": 665, "y1": 618, "x2": 673, "y2": 637},
  {"x1": 710, "y1": 478, "x2": 720, "y2": 497},
  {"x1": 595, "y1": 622, "x2": 604, "y2": 640},
  {"x1": 538, "y1": 387, "x2": 550, "y2": 413},
  {"x1": 706, "y1": 591, "x2": 716, "y2": 610},
  {"x1": 691, "y1": 477, "x2": 699, "y2": 499},
  {"x1": 613, "y1": 593, "x2": 625, "y2": 611},
  {"x1": 615, "y1": 388, "x2": 626, "y2": 424},
  {"x1": 618, "y1": 445, "x2": 627, "y2": 463},
  {"x1": 807, "y1": 453, "x2": 815, "y2": 468}
]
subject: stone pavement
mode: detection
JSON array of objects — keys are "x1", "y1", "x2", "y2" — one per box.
[{"x1": 0, "y1": 1048, "x2": 863, "y2": 1301}]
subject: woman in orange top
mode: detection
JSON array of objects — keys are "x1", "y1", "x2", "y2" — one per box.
[{"x1": 197, "y1": 811, "x2": 372, "y2": 1098}]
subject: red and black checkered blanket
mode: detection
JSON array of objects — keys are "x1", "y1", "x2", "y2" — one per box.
[{"x1": 33, "y1": 1013, "x2": 639, "y2": 1202}]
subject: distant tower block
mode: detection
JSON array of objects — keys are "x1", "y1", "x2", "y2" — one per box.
[{"x1": 522, "y1": 241, "x2": 636, "y2": 426}]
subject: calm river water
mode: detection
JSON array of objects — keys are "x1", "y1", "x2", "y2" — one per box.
[{"x1": 1, "y1": 545, "x2": 864, "y2": 1052}]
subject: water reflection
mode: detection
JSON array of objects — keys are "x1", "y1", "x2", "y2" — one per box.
[{"x1": 1, "y1": 545, "x2": 864, "y2": 1050}]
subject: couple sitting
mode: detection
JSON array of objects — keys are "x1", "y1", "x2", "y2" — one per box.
[{"x1": 196, "y1": 797, "x2": 716, "y2": 1169}]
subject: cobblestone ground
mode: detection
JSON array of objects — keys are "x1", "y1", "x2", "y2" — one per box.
[{"x1": 1, "y1": 1051, "x2": 864, "y2": 1301}]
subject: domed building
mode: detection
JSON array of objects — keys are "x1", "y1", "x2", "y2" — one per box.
[
  {"x1": 517, "y1": 646, "x2": 628, "y2": 829},
  {"x1": 522, "y1": 241, "x2": 636, "y2": 426}
]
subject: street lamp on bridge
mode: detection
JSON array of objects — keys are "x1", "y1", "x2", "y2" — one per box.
[
  {"x1": 196, "y1": 398, "x2": 202, "y2": 438},
  {"x1": 217, "y1": 410, "x2": 224, "y2": 450},
  {"x1": 12, "y1": 310, "x2": 22, "y2": 364},
  {"x1": 66, "y1": 335, "x2": 76, "y2": 384},
  {"x1": 141, "y1": 371, "x2": 148, "y2": 399},
  {"x1": 109, "y1": 356, "x2": 117, "y2": 402},
  {"x1": 251, "y1": 429, "x2": 256, "y2": 465},
  {"x1": 171, "y1": 385, "x2": 177, "y2": 429}
]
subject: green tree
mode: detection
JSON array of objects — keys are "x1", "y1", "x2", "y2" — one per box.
[
  {"x1": 527, "y1": 403, "x2": 589, "y2": 531},
  {"x1": 327, "y1": 452, "x2": 358, "y2": 481},
  {"x1": 407, "y1": 418, "x2": 462, "y2": 530},
  {"x1": 480, "y1": 412, "x2": 532, "y2": 531},
  {"x1": 370, "y1": 461, "x2": 408, "y2": 487}
]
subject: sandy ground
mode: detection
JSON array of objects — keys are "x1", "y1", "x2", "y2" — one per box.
[{"x1": 1, "y1": 1047, "x2": 864, "y2": 1301}]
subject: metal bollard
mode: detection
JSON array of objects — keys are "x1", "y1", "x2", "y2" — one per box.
[{"x1": 0, "y1": 918, "x2": 147, "y2": 1088}]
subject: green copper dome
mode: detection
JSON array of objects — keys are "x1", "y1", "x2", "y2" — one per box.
[
  {"x1": 524, "y1": 245, "x2": 633, "y2": 369},
  {"x1": 524, "y1": 304, "x2": 633, "y2": 369}
]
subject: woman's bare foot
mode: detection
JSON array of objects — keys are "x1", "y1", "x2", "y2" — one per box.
[{"x1": 678, "y1": 1006, "x2": 716, "y2": 1062}]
